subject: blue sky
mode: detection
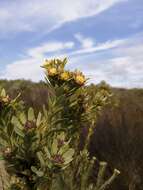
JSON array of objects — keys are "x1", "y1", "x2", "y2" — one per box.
[{"x1": 0, "y1": 0, "x2": 143, "y2": 88}]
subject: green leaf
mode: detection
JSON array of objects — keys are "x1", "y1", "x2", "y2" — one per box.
[
  {"x1": 36, "y1": 112, "x2": 42, "y2": 126},
  {"x1": 0, "y1": 138, "x2": 8, "y2": 147},
  {"x1": 63, "y1": 158, "x2": 73, "y2": 165},
  {"x1": 11, "y1": 116, "x2": 23, "y2": 129},
  {"x1": 37, "y1": 151, "x2": 45, "y2": 167},
  {"x1": 63, "y1": 148, "x2": 74, "y2": 160},
  {"x1": 36, "y1": 171, "x2": 44, "y2": 177},
  {"x1": 31, "y1": 166, "x2": 44, "y2": 177},
  {"x1": 28, "y1": 107, "x2": 35, "y2": 121},
  {"x1": 31, "y1": 166, "x2": 38, "y2": 173},
  {"x1": 1, "y1": 88, "x2": 6, "y2": 97},
  {"x1": 51, "y1": 139, "x2": 58, "y2": 155},
  {"x1": 0, "y1": 156, "x2": 4, "y2": 160},
  {"x1": 14, "y1": 126, "x2": 24, "y2": 137},
  {"x1": 44, "y1": 146, "x2": 51, "y2": 159},
  {"x1": 19, "y1": 112, "x2": 27, "y2": 125},
  {"x1": 57, "y1": 132, "x2": 65, "y2": 140},
  {"x1": 59, "y1": 143, "x2": 69, "y2": 155}
]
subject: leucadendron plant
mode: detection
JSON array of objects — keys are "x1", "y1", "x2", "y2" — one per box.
[{"x1": 0, "y1": 58, "x2": 120, "y2": 190}]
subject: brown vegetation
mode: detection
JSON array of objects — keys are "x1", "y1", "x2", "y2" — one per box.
[{"x1": 0, "y1": 79, "x2": 143, "y2": 190}]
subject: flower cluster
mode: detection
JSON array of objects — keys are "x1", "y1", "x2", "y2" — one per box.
[
  {"x1": 0, "y1": 89, "x2": 11, "y2": 110},
  {"x1": 24, "y1": 120, "x2": 37, "y2": 130},
  {"x1": 48, "y1": 132, "x2": 74, "y2": 169},
  {"x1": 42, "y1": 58, "x2": 86, "y2": 86},
  {"x1": 11, "y1": 107, "x2": 42, "y2": 134},
  {"x1": 73, "y1": 70, "x2": 86, "y2": 85}
]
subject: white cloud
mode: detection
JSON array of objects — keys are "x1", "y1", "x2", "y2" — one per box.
[
  {"x1": 70, "y1": 39, "x2": 125, "y2": 55},
  {"x1": 1, "y1": 58, "x2": 43, "y2": 81},
  {"x1": 0, "y1": 37, "x2": 127, "y2": 83},
  {"x1": 69, "y1": 34, "x2": 143, "y2": 88},
  {"x1": 75, "y1": 33, "x2": 95, "y2": 48},
  {"x1": 1, "y1": 32, "x2": 143, "y2": 88},
  {"x1": 0, "y1": 0, "x2": 124, "y2": 35},
  {"x1": 103, "y1": 56, "x2": 143, "y2": 88},
  {"x1": 27, "y1": 41, "x2": 74, "y2": 58},
  {"x1": 1, "y1": 40, "x2": 75, "y2": 81}
]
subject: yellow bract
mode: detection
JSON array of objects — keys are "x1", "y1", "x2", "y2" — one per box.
[
  {"x1": 60, "y1": 71, "x2": 70, "y2": 81},
  {"x1": 48, "y1": 68, "x2": 57, "y2": 76},
  {"x1": 42, "y1": 59, "x2": 51, "y2": 69},
  {"x1": 2, "y1": 95, "x2": 10, "y2": 103},
  {"x1": 42, "y1": 58, "x2": 87, "y2": 86},
  {"x1": 74, "y1": 74, "x2": 86, "y2": 85}
]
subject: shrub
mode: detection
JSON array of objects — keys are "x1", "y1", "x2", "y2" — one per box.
[{"x1": 0, "y1": 58, "x2": 120, "y2": 190}]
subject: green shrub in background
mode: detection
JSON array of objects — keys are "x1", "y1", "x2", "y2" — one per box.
[{"x1": 0, "y1": 58, "x2": 120, "y2": 190}]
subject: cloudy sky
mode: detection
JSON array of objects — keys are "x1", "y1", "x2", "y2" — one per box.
[{"x1": 0, "y1": 0, "x2": 143, "y2": 88}]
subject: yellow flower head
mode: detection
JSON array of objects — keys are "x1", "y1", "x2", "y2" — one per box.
[
  {"x1": 75, "y1": 75, "x2": 85, "y2": 85},
  {"x1": 2, "y1": 95, "x2": 10, "y2": 103},
  {"x1": 60, "y1": 71, "x2": 71, "y2": 81},
  {"x1": 42, "y1": 59, "x2": 52, "y2": 69},
  {"x1": 48, "y1": 68, "x2": 57, "y2": 76},
  {"x1": 74, "y1": 71, "x2": 86, "y2": 85},
  {"x1": 42, "y1": 58, "x2": 67, "y2": 70}
]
